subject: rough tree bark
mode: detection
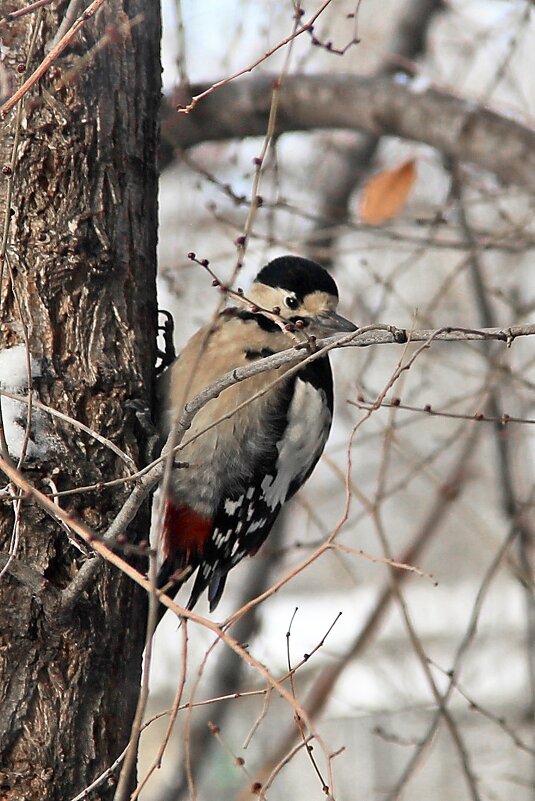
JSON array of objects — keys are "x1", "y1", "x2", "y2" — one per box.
[{"x1": 0, "y1": 3, "x2": 160, "y2": 800}]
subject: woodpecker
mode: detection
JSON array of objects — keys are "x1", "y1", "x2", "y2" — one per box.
[{"x1": 156, "y1": 255, "x2": 356, "y2": 613}]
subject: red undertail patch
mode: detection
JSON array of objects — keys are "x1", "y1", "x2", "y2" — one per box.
[{"x1": 162, "y1": 498, "x2": 212, "y2": 563}]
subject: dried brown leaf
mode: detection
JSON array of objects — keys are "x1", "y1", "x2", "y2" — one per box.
[{"x1": 360, "y1": 159, "x2": 417, "y2": 225}]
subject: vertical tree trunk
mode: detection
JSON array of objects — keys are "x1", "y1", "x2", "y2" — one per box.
[{"x1": 0, "y1": 3, "x2": 160, "y2": 799}]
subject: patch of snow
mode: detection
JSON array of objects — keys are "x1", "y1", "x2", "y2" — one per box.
[
  {"x1": 0, "y1": 344, "x2": 40, "y2": 391},
  {"x1": 0, "y1": 344, "x2": 46, "y2": 460},
  {"x1": 410, "y1": 74, "x2": 432, "y2": 95}
]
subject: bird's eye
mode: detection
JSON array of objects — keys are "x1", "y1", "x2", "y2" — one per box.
[{"x1": 285, "y1": 296, "x2": 299, "y2": 310}]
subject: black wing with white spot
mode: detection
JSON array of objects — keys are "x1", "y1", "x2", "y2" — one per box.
[{"x1": 186, "y1": 485, "x2": 282, "y2": 611}]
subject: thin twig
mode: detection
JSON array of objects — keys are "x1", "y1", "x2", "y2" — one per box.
[
  {"x1": 177, "y1": 0, "x2": 335, "y2": 113},
  {"x1": 130, "y1": 621, "x2": 189, "y2": 800},
  {"x1": 0, "y1": 0, "x2": 109, "y2": 119},
  {"x1": 0, "y1": 0, "x2": 53, "y2": 26},
  {"x1": 113, "y1": 550, "x2": 158, "y2": 801}
]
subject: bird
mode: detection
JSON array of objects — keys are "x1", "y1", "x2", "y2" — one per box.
[{"x1": 155, "y1": 255, "x2": 357, "y2": 613}]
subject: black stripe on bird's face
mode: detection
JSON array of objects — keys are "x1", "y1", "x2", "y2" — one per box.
[
  {"x1": 244, "y1": 347, "x2": 276, "y2": 360},
  {"x1": 233, "y1": 309, "x2": 280, "y2": 332}
]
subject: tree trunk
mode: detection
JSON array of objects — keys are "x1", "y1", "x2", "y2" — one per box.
[{"x1": 0, "y1": 3, "x2": 160, "y2": 799}]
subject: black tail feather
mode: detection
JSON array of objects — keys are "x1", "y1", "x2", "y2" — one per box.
[
  {"x1": 207, "y1": 571, "x2": 228, "y2": 612},
  {"x1": 155, "y1": 559, "x2": 229, "y2": 621},
  {"x1": 155, "y1": 558, "x2": 195, "y2": 624}
]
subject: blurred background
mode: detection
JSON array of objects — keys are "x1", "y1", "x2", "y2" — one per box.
[{"x1": 141, "y1": 2, "x2": 535, "y2": 799}]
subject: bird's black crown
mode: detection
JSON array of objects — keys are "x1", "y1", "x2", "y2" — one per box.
[{"x1": 255, "y1": 256, "x2": 339, "y2": 303}]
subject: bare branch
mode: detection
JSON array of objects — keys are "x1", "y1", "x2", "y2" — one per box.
[
  {"x1": 162, "y1": 74, "x2": 535, "y2": 192},
  {"x1": 176, "y1": 0, "x2": 335, "y2": 114}
]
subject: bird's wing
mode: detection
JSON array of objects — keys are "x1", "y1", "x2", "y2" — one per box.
[{"x1": 185, "y1": 367, "x2": 334, "y2": 611}]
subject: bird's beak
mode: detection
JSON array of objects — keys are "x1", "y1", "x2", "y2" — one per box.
[{"x1": 316, "y1": 310, "x2": 358, "y2": 333}]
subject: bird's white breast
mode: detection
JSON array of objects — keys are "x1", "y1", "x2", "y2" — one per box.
[{"x1": 261, "y1": 377, "x2": 332, "y2": 510}]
